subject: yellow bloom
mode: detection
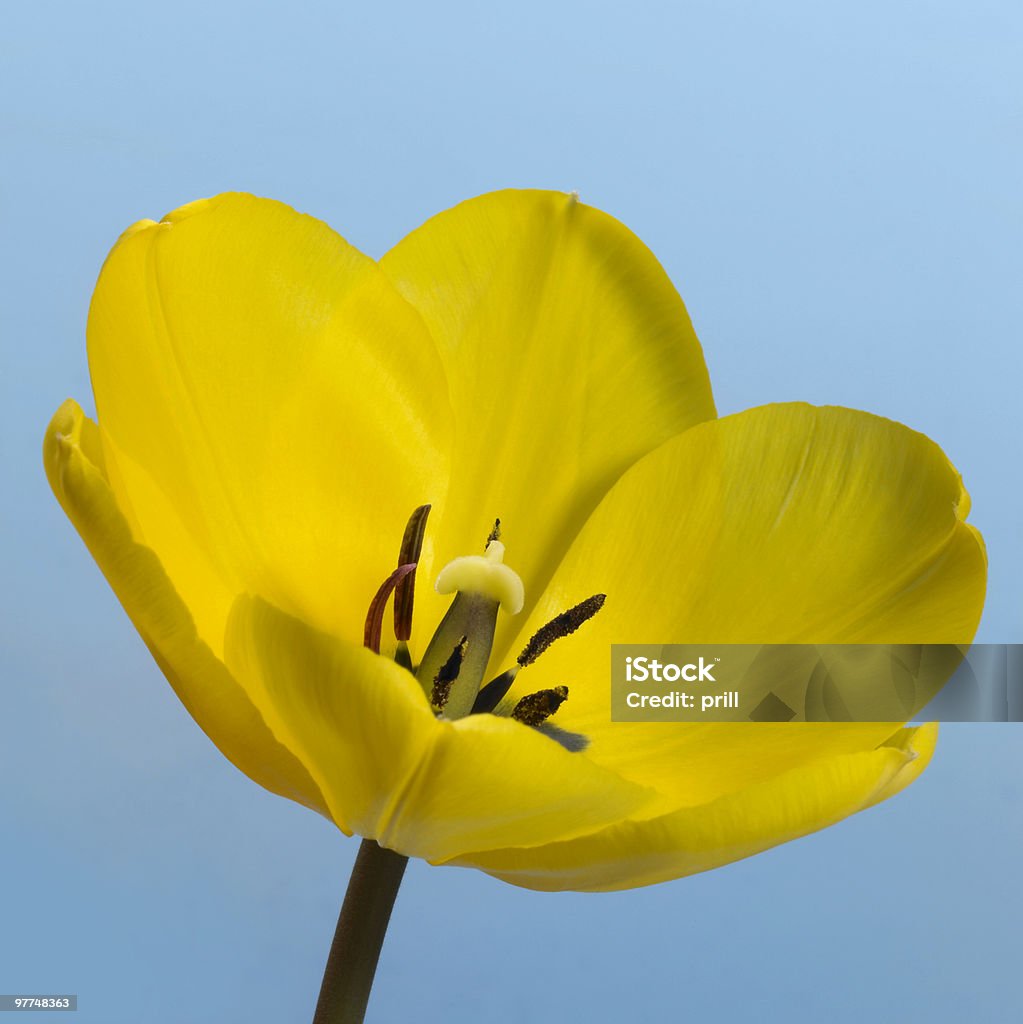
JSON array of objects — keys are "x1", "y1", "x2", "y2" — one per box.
[{"x1": 44, "y1": 191, "x2": 986, "y2": 892}]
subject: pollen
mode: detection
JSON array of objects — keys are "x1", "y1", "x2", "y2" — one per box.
[{"x1": 511, "y1": 686, "x2": 570, "y2": 727}]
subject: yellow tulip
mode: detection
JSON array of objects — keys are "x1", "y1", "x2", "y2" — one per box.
[{"x1": 44, "y1": 190, "x2": 986, "y2": 896}]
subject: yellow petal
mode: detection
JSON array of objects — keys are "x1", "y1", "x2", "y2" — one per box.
[
  {"x1": 87, "y1": 193, "x2": 452, "y2": 655},
  {"x1": 379, "y1": 190, "x2": 716, "y2": 657},
  {"x1": 454, "y1": 723, "x2": 937, "y2": 891},
  {"x1": 43, "y1": 399, "x2": 325, "y2": 814},
  {"x1": 504, "y1": 404, "x2": 985, "y2": 805},
  {"x1": 224, "y1": 595, "x2": 660, "y2": 862}
]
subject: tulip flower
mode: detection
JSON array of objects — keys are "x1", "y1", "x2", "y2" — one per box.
[{"x1": 44, "y1": 191, "x2": 986, "y2": 1021}]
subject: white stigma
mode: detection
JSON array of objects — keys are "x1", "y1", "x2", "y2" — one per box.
[{"x1": 434, "y1": 540, "x2": 525, "y2": 615}]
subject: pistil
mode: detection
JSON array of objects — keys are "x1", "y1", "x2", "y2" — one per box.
[{"x1": 415, "y1": 539, "x2": 524, "y2": 719}]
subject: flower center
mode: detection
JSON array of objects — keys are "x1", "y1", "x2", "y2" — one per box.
[
  {"x1": 365, "y1": 509, "x2": 604, "y2": 749},
  {"x1": 415, "y1": 534, "x2": 523, "y2": 718}
]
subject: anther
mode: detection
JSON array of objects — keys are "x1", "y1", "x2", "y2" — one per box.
[
  {"x1": 486, "y1": 519, "x2": 501, "y2": 547},
  {"x1": 394, "y1": 504, "x2": 431, "y2": 643},
  {"x1": 364, "y1": 563, "x2": 418, "y2": 654},
  {"x1": 511, "y1": 686, "x2": 569, "y2": 727},
  {"x1": 517, "y1": 594, "x2": 606, "y2": 667},
  {"x1": 431, "y1": 636, "x2": 468, "y2": 711},
  {"x1": 471, "y1": 594, "x2": 606, "y2": 714}
]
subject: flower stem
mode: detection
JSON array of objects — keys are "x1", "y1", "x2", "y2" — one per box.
[{"x1": 312, "y1": 839, "x2": 408, "y2": 1024}]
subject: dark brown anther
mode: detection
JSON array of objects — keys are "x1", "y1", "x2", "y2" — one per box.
[
  {"x1": 486, "y1": 518, "x2": 501, "y2": 547},
  {"x1": 511, "y1": 686, "x2": 569, "y2": 727},
  {"x1": 517, "y1": 594, "x2": 606, "y2": 667},
  {"x1": 364, "y1": 563, "x2": 418, "y2": 654},
  {"x1": 394, "y1": 504, "x2": 431, "y2": 642},
  {"x1": 431, "y1": 636, "x2": 469, "y2": 711}
]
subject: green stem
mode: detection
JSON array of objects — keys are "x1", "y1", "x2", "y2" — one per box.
[{"x1": 312, "y1": 840, "x2": 408, "y2": 1024}]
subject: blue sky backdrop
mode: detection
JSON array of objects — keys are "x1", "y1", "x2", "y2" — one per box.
[{"x1": 2, "y1": 2, "x2": 1021, "y2": 1021}]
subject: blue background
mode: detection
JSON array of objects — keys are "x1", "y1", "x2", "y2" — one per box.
[{"x1": 3, "y1": 2, "x2": 1021, "y2": 1021}]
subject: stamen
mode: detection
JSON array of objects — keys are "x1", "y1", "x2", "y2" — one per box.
[
  {"x1": 486, "y1": 518, "x2": 501, "y2": 547},
  {"x1": 431, "y1": 636, "x2": 468, "y2": 711},
  {"x1": 394, "y1": 504, "x2": 431, "y2": 642},
  {"x1": 517, "y1": 594, "x2": 606, "y2": 667},
  {"x1": 363, "y1": 563, "x2": 417, "y2": 654},
  {"x1": 511, "y1": 686, "x2": 569, "y2": 727},
  {"x1": 394, "y1": 643, "x2": 413, "y2": 672},
  {"x1": 471, "y1": 594, "x2": 606, "y2": 714},
  {"x1": 470, "y1": 666, "x2": 519, "y2": 715}
]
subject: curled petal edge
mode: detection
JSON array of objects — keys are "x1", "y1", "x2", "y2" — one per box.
[{"x1": 43, "y1": 398, "x2": 327, "y2": 815}]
